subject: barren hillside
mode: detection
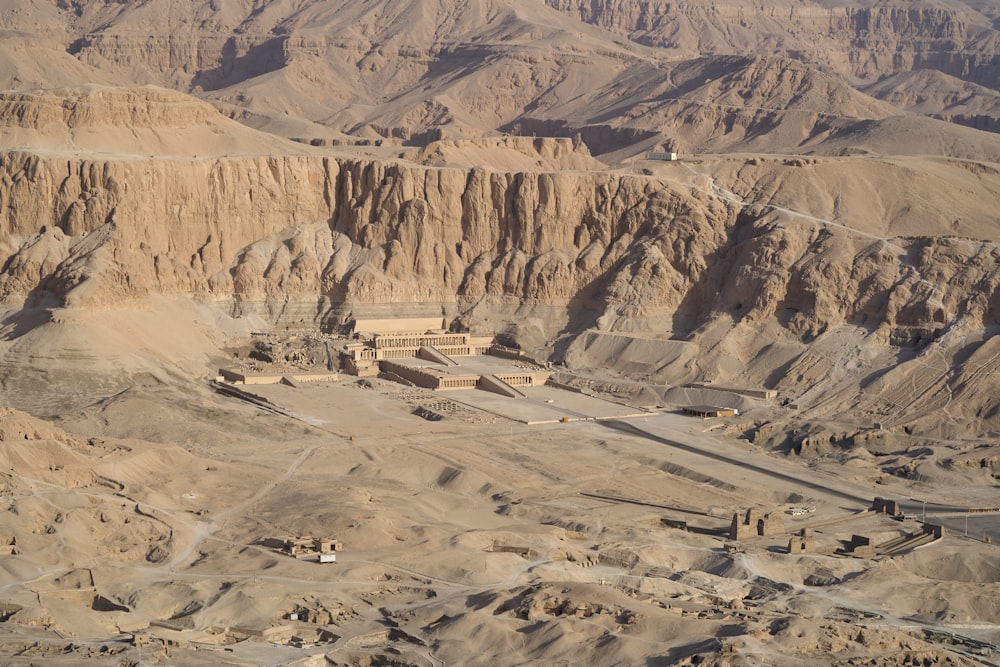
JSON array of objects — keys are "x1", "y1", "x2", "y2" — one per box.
[{"x1": 0, "y1": 0, "x2": 996, "y2": 152}]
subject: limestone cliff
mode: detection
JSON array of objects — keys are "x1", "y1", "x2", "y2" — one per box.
[
  {"x1": 2, "y1": 146, "x2": 1000, "y2": 342},
  {"x1": 5, "y1": 144, "x2": 1000, "y2": 437},
  {"x1": 0, "y1": 150, "x2": 736, "y2": 319}
]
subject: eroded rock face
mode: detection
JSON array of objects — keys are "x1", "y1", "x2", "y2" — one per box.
[
  {"x1": 0, "y1": 87, "x2": 219, "y2": 131},
  {"x1": 0, "y1": 151, "x2": 735, "y2": 318},
  {"x1": 2, "y1": 147, "x2": 1000, "y2": 343}
]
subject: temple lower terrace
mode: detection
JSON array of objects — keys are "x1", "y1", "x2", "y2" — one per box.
[{"x1": 379, "y1": 354, "x2": 550, "y2": 394}]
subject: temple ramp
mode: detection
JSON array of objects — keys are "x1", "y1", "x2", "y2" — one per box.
[
  {"x1": 478, "y1": 374, "x2": 527, "y2": 398},
  {"x1": 418, "y1": 345, "x2": 460, "y2": 366}
]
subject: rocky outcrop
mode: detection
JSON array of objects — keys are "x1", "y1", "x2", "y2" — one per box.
[{"x1": 0, "y1": 87, "x2": 218, "y2": 130}]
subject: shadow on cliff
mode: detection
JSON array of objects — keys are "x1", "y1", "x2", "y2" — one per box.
[
  {"x1": 192, "y1": 37, "x2": 287, "y2": 92},
  {"x1": 499, "y1": 117, "x2": 659, "y2": 157},
  {"x1": 0, "y1": 273, "x2": 66, "y2": 340},
  {"x1": 0, "y1": 304, "x2": 55, "y2": 341},
  {"x1": 669, "y1": 207, "x2": 759, "y2": 340},
  {"x1": 550, "y1": 298, "x2": 603, "y2": 364},
  {"x1": 548, "y1": 277, "x2": 609, "y2": 364}
]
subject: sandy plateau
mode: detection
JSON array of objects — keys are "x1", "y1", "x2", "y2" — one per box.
[{"x1": 0, "y1": 0, "x2": 1000, "y2": 665}]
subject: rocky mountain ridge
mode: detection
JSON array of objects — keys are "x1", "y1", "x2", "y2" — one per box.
[
  {"x1": 546, "y1": 0, "x2": 1000, "y2": 82},
  {"x1": 2, "y1": 0, "x2": 998, "y2": 152}
]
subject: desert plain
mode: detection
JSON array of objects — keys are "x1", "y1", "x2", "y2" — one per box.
[{"x1": 1, "y1": 0, "x2": 1000, "y2": 665}]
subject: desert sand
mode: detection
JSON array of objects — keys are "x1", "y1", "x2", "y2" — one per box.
[{"x1": 0, "y1": 1, "x2": 999, "y2": 665}]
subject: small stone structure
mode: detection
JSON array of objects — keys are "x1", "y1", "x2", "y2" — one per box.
[
  {"x1": 846, "y1": 534, "x2": 875, "y2": 557},
  {"x1": 218, "y1": 369, "x2": 340, "y2": 386},
  {"x1": 839, "y1": 522, "x2": 945, "y2": 558},
  {"x1": 872, "y1": 497, "x2": 901, "y2": 516},
  {"x1": 229, "y1": 625, "x2": 295, "y2": 643},
  {"x1": 758, "y1": 512, "x2": 785, "y2": 536},
  {"x1": 684, "y1": 405, "x2": 737, "y2": 418},
  {"x1": 485, "y1": 543, "x2": 536, "y2": 558},
  {"x1": 262, "y1": 536, "x2": 343, "y2": 560},
  {"x1": 286, "y1": 601, "x2": 348, "y2": 625},
  {"x1": 685, "y1": 383, "x2": 776, "y2": 399},
  {"x1": 787, "y1": 536, "x2": 815, "y2": 553},
  {"x1": 730, "y1": 508, "x2": 785, "y2": 540},
  {"x1": 730, "y1": 509, "x2": 757, "y2": 540}
]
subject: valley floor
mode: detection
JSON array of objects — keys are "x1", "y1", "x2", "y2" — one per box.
[{"x1": 0, "y1": 370, "x2": 997, "y2": 666}]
